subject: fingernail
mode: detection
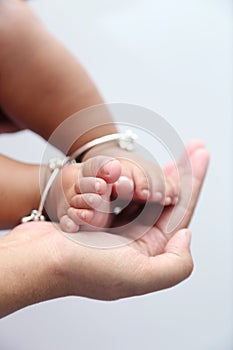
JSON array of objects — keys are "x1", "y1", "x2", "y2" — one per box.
[
  {"x1": 80, "y1": 210, "x2": 87, "y2": 220},
  {"x1": 87, "y1": 195, "x2": 94, "y2": 204},
  {"x1": 118, "y1": 176, "x2": 133, "y2": 185},
  {"x1": 154, "y1": 191, "x2": 163, "y2": 201},
  {"x1": 117, "y1": 176, "x2": 134, "y2": 192},
  {"x1": 165, "y1": 196, "x2": 172, "y2": 205},
  {"x1": 95, "y1": 180, "x2": 101, "y2": 193},
  {"x1": 103, "y1": 160, "x2": 115, "y2": 176},
  {"x1": 103, "y1": 163, "x2": 110, "y2": 175},
  {"x1": 141, "y1": 189, "x2": 150, "y2": 199},
  {"x1": 65, "y1": 218, "x2": 74, "y2": 231}
]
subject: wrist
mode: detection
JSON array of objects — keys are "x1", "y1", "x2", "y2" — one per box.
[{"x1": 0, "y1": 223, "x2": 62, "y2": 317}]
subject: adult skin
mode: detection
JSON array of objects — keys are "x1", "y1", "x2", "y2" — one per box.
[{"x1": 0, "y1": 140, "x2": 209, "y2": 318}]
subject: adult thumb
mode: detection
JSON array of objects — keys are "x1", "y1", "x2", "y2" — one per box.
[{"x1": 137, "y1": 229, "x2": 193, "y2": 295}]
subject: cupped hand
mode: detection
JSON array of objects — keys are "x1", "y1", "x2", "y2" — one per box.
[{"x1": 8, "y1": 140, "x2": 209, "y2": 306}]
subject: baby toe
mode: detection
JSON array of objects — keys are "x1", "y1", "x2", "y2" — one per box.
[
  {"x1": 60, "y1": 215, "x2": 79, "y2": 233},
  {"x1": 70, "y1": 193, "x2": 102, "y2": 210},
  {"x1": 75, "y1": 177, "x2": 107, "y2": 195},
  {"x1": 99, "y1": 159, "x2": 122, "y2": 183},
  {"x1": 132, "y1": 165, "x2": 151, "y2": 201},
  {"x1": 112, "y1": 175, "x2": 134, "y2": 200},
  {"x1": 67, "y1": 207, "x2": 94, "y2": 225},
  {"x1": 81, "y1": 156, "x2": 121, "y2": 184}
]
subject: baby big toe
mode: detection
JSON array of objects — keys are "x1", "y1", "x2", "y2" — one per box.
[
  {"x1": 98, "y1": 159, "x2": 122, "y2": 184},
  {"x1": 81, "y1": 156, "x2": 121, "y2": 184}
]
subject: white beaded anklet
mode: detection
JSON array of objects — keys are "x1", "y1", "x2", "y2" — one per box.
[
  {"x1": 73, "y1": 130, "x2": 138, "y2": 161},
  {"x1": 21, "y1": 157, "x2": 71, "y2": 223}
]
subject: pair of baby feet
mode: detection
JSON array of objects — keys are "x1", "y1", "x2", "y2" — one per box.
[{"x1": 46, "y1": 155, "x2": 178, "y2": 233}]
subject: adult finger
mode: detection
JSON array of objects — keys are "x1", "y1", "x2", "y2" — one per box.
[
  {"x1": 164, "y1": 139, "x2": 206, "y2": 177},
  {"x1": 157, "y1": 141, "x2": 209, "y2": 234}
]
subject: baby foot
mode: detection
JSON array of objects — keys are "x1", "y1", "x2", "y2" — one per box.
[
  {"x1": 112, "y1": 156, "x2": 178, "y2": 206},
  {"x1": 47, "y1": 156, "x2": 122, "y2": 233},
  {"x1": 81, "y1": 144, "x2": 179, "y2": 207}
]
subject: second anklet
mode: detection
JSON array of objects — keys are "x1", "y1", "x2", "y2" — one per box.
[
  {"x1": 72, "y1": 130, "x2": 138, "y2": 162},
  {"x1": 21, "y1": 157, "x2": 72, "y2": 223}
]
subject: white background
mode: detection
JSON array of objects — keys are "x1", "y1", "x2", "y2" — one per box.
[{"x1": 0, "y1": 0, "x2": 232, "y2": 349}]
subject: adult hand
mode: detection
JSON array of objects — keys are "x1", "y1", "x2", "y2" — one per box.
[
  {"x1": 59, "y1": 139, "x2": 209, "y2": 298},
  {"x1": 0, "y1": 140, "x2": 209, "y2": 317}
]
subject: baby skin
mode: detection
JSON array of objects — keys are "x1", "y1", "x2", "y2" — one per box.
[{"x1": 46, "y1": 155, "x2": 178, "y2": 233}]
